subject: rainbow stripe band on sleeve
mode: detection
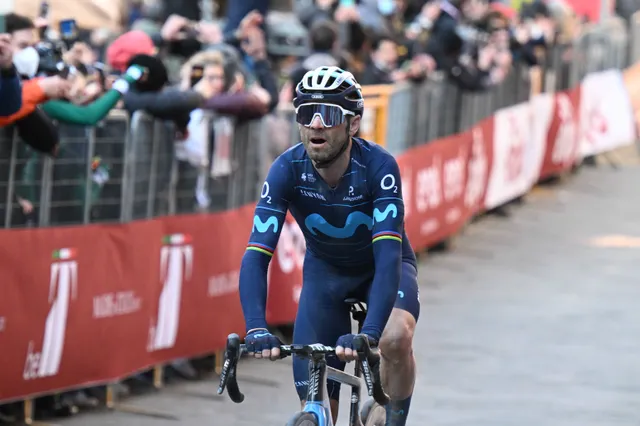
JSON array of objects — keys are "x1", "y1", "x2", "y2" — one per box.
[
  {"x1": 372, "y1": 231, "x2": 402, "y2": 244},
  {"x1": 246, "y1": 243, "x2": 274, "y2": 257}
]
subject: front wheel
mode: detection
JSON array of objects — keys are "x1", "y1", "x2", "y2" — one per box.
[
  {"x1": 361, "y1": 399, "x2": 386, "y2": 426},
  {"x1": 285, "y1": 411, "x2": 318, "y2": 426}
]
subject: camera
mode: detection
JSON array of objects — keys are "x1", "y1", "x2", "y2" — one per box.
[
  {"x1": 35, "y1": 18, "x2": 78, "y2": 77},
  {"x1": 34, "y1": 40, "x2": 71, "y2": 77}
]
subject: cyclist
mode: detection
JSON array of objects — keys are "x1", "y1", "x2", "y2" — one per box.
[{"x1": 238, "y1": 66, "x2": 420, "y2": 426}]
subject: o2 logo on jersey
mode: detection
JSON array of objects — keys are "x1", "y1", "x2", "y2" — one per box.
[
  {"x1": 261, "y1": 182, "x2": 272, "y2": 204},
  {"x1": 380, "y1": 174, "x2": 398, "y2": 194}
]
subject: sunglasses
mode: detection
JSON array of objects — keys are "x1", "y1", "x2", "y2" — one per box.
[{"x1": 295, "y1": 103, "x2": 355, "y2": 128}]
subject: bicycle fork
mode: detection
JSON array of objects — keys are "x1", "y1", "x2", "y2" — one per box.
[
  {"x1": 348, "y1": 358, "x2": 364, "y2": 426},
  {"x1": 348, "y1": 305, "x2": 367, "y2": 426}
]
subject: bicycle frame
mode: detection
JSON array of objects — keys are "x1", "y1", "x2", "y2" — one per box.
[
  {"x1": 217, "y1": 300, "x2": 388, "y2": 426},
  {"x1": 303, "y1": 300, "x2": 368, "y2": 426},
  {"x1": 302, "y1": 352, "x2": 365, "y2": 426}
]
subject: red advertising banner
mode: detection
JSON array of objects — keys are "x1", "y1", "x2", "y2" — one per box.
[
  {"x1": 539, "y1": 87, "x2": 582, "y2": 178},
  {"x1": 0, "y1": 69, "x2": 634, "y2": 403}
]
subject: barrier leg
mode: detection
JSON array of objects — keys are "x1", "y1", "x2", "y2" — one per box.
[
  {"x1": 153, "y1": 365, "x2": 163, "y2": 389},
  {"x1": 23, "y1": 399, "x2": 34, "y2": 425},
  {"x1": 214, "y1": 350, "x2": 224, "y2": 375},
  {"x1": 22, "y1": 398, "x2": 63, "y2": 426},
  {"x1": 105, "y1": 383, "x2": 116, "y2": 409}
]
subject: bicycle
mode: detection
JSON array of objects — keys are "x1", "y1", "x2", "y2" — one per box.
[{"x1": 217, "y1": 298, "x2": 388, "y2": 426}]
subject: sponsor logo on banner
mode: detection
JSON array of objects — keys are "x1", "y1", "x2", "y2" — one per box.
[
  {"x1": 24, "y1": 248, "x2": 78, "y2": 380},
  {"x1": 554, "y1": 93, "x2": 578, "y2": 166},
  {"x1": 398, "y1": 133, "x2": 470, "y2": 246},
  {"x1": 485, "y1": 103, "x2": 540, "y2": 209},
  {"x1": 579, "y1": 70, "x2": 635, "y2": 157},
  {"x1": 148, "y1": 234, "x2": 193, "y2": 352},
  {"x1": 415, "y1": 155, "x2": 442, "y2": 235},
  {"x1": 208, "y1": 270, "x2": 240, "y2": 297},
  {"x1": 93, "y1": 291, "x2": 142, "y2": 319},
  {"x1": 465, "y1": 126, "x2": 489, "y2": 211},
  {"x1": 506, "y1": 114, "x2": 525, "y2": 182},
  {"x1": 442, "y1": 148, "x2": 466, "y2": 225},
  {"x1": 538, "y1": 90, "x2": 580, "y2": 177}
]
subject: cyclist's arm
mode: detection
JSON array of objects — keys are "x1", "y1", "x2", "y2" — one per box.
[
  {"x1": 239, "y1": 155, "x2": 293, "y2": 331},
  {"x1": 363, "y1": 158, "x2": 405, "y2": 341}
]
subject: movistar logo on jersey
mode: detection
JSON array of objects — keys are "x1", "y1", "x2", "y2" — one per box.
[
  {"x1": 253, "y1": 215, "x2": 279, "y2": 233},
  {"x1": 304, "y1": 204, "x2": 397, "y2": 238},
  {"x1": 373, "y1": 204, "x2": 397, "y2": 222}
]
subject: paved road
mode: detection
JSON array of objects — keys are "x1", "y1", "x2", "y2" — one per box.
[{"x1": 55, "y1": 164, "x2": 640, "y2": 426}]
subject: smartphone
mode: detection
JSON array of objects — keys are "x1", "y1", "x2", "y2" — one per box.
[
  {"x1": 59, "y1": 19, "x2": 77, "y2": 40},
  {"x1": 190, "y1": 65, "x2": 204, "y2": 87},
  {"x1": 0, "y1": 15, "x2": 5, "y2": 34},
  {"x1": 39, "y1": 1, "x2": 49, "y2": 18},
  {"x1": 38, "y1": 2, "x2": 49, "y2": 39}
]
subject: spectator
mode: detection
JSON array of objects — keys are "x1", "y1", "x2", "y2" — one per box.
[
  {"x1": 5, "y1": 12, "x2": 36, "y2": 51},
  {"x1": 295, "y1": 0, "x2": 388, "y2": 35},
  {"x1": 295, "y1": 0, "x2": 343, "y2": 28},
  {"x1": 0, "y1": 34, "x2": 22, "y2": 117},
  {"x1": 282, "y1": 19, "x2": 348, "y2": 101},
  {"x1": 0, "y1": 75, "x2": 71, "y2": 127},
  {"x1": 106, "y1": 30, "x2": 156, "y2": 74},
  {"x1": 360, "y1": 35, "x2": 404, "y2": 85},
  {"x1": 182, "y1": 50, "x2": 272, "y2": 120},
  {"x1": 41, "y1": 64, "x2": 145, "y2": 126},
  {"x1": 421, "y1": 0, "x2": 463, "y2": 70},
  {"x1": 152, "y1": 13, "x2": 224, "y2": 81},
  {"x1": 223, "y1": 1, "x2": 270, "y2": 38},
  {"x1": 0, "y1": 14, "x2": 72, "y2": 127},
  {"x1": 119, "y1": 52, "x2": 201, "y2": 152},
  {"x1": 130, "y1": 0, "x2": 165, "y2": 36}
]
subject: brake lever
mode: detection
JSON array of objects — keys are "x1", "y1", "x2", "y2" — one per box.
[
  {"x1": 217, "y1": 333, "x2": 245, "y2": 403},
  {"x1": 353, "y1": 334, "x2": 390, "y2": 406}
]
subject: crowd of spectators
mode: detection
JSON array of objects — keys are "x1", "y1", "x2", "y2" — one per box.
[{"x1": 0, "y1": 0, "x2": 629, "y2": 421}]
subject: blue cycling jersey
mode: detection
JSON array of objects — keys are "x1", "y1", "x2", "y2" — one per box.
[{"x1": 238, "y1": 138, "x2": 416, "y2": 339}]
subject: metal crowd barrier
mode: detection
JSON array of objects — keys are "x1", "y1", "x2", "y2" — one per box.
[{"x1": 0, "y1": 109, "x2": 285, "y2": 229}]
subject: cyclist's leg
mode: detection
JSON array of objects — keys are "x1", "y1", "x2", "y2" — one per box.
[
  {"x1": 292, "y1": 259, "x2": 360, "y2": 422},
  {"x1": 377, "y1": 261, "x2": 420, "y2": 426}
]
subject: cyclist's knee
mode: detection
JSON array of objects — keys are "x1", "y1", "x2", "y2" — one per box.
[{"x1": 380, "y1": 309, "x2": 415, "y2": 362}]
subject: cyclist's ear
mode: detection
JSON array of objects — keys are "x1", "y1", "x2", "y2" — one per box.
[{"x1": 349, "y1": 115, "x2": 361, "y2": 137}]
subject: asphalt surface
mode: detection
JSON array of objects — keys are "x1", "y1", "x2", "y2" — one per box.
[{"x1": 49, "y1": 161, "x2": 640, "y2": 425}]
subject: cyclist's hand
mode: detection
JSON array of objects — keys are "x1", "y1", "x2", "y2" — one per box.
[
  {"x1": 244, "y1": 329, "x2": 282, "y2": 361},
  {"x1": 335, "y1": 334, "x2": 377, "y2": 362}
]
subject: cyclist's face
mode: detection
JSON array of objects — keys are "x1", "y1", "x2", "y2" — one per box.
[{"x1": 299, "y1": 114, "x2": 360, "y2": 165}]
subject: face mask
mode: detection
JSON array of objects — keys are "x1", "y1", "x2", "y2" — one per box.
[{"x1": 13, "y1": 47, "x2": 40, "y2": 78}]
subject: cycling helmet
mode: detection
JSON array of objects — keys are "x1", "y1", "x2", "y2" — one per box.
[{"x1": 293, "y1": 66, "x2": 364, "y2": 118}]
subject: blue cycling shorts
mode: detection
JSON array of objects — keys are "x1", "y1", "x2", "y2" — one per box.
[{"x1": 292, "y1": 256, "x2": 420, "y2": 401}]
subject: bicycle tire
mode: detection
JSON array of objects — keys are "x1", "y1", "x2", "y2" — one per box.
[
  {"x1": 285, "y1": 411, "x2": 319, "y2": 426},
  {"x1": 361, "y1": 399, "x2": 386, "y2": 426}
]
